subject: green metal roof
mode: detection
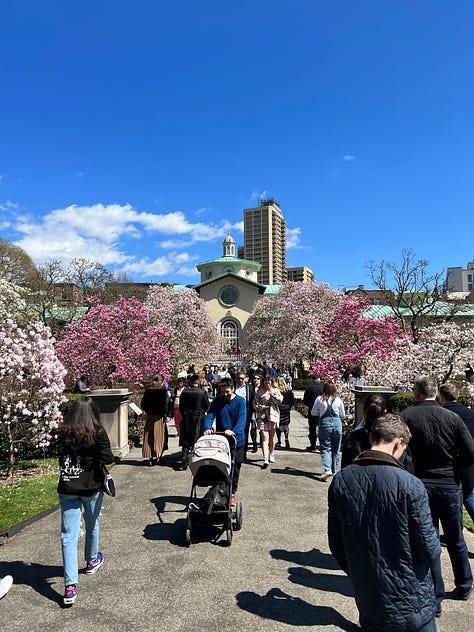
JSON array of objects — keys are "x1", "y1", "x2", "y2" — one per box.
[
  {"x1": 196, "y1": 256, "x2": 260, "y2": 269},
  {"x1": 364, "y1": 301, "x2": 474, "y2": 320}
]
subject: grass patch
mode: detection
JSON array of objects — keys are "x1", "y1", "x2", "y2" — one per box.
[{"x1": 0, "y1": 458, "x2": 59, "y2": 532}]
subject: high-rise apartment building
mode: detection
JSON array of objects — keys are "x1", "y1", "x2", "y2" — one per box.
[
  {"x1": 242, "y1": 198, "x2": 287, "y2": 285},
  {"x1": 286, "y1": 266, "x2": 314, "y2": 283}
]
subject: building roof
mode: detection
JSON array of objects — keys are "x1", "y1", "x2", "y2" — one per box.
[
  {"x1": 193, "y1": 272, "x2": 267, "y2": 293},
  {"x1": 196, "y1": 256, "x2": 261, "y2": 269},
  {"x1": 264, "y1": 285, "x2": 281, "y2": 295},
  {"x1": 364, "y1": 301, "x2": 474, "y2": 320}
]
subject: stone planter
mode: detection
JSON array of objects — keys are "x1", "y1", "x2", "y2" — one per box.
[
  {"x1": 89, "y1": 389, "x2": 132, "y2": 458},
  {"x1": 351, "y1": 386, "x2": 397, "y2": 426}
]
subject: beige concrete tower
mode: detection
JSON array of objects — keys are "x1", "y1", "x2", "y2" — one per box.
[{"x1": 242, "y1": 198, "x2": 287, "y2": 285}]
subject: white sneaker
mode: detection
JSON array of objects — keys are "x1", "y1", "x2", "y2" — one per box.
[
  {"x1": 269, "y1": 454, "x2": 275, "y2": 463},
  {"x1": 0, "y1": 575, "x2": 13, "y2": 599},
  {"x1": 316, "y1": 471, "x2": 333, "y2": 482}
]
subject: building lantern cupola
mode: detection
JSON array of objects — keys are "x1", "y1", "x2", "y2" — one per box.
[{"x1": 223, "y1": 232, "x2": 235, "y2": 257}]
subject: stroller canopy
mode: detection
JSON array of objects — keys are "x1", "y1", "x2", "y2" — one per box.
[{"x1": 189, "y1": 435, "x2": 232, "y2": 479}]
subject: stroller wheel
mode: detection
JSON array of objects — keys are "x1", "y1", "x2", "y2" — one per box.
[
  {"x1": 234, "y1": 502, "x2": 243, "y2": 531},
  {"x1": 185, "y1": 517, "x2": 192, "y2": 547},
  {"x1": 226, "y1": 525, "x2": 233, "y2": 546},
  {"x1": 185, "y1": 527, "x2": 192, "y2": 547}
]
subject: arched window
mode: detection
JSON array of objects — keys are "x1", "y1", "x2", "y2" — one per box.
[{"x1": 220, "y1": 320, "x2": 239, "y2": 353}]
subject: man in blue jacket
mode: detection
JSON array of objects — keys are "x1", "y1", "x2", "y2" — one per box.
[
  {"x1": 203, "y1": 378, "x2": 246, "y2": 507},
  {"x1": 328, "y1": 414, "x2": 440, "y2": 632}
]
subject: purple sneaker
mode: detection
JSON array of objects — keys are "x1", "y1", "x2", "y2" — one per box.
[
  {"x1": 63, "y1": 584, "x2": 77, "y2": 605},
  {"x1": 86, "y1": 552, "x2": 104, "y2": 574}
]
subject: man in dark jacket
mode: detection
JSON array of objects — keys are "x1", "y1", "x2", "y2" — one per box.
[
  {"x1": 328, "y1": 414, "x2": 440, "y2": 632},
  {"x1": 401, "y1": 375, "x2": 474, "y2": 606},
  {"x1": 178, "y1": 374, "x2": 209, "y2": 470},
  {"x1": 438, "y1": 382, "x2": 474, "y2": 522},
  {"x1": 303, "y1": 374, "x2": 323, "y2": 451}
]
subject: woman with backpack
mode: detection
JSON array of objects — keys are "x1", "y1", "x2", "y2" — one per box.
[
  {"x1": 57, "y1": 397, "x2": 114, "y2": 606},
  {"x1": 311, "y1": 382, "x2": 345, "y2": 482}
]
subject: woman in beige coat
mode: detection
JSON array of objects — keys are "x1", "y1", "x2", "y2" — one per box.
[{"x1": 254, "y1": 375, "x2": 283, "y2": 468}]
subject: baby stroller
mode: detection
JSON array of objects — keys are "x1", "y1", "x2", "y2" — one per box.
[{"x1": 185, "y1": 433, "x2": 243, "y2": 546}]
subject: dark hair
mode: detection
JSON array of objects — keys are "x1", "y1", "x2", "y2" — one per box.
[
  {"x1": 362, "y1": 394, "x2": 386, "y2": 435},
  {"x1": 220, "y1": 377, "x2": 234, "y2": 389},
  {"x1": 369, "y1": 413, "x2": 411, "y2": 446},
  {"x1": 438, "y1": 383, "x2": 458, "y2": 402},
  {"x1": 59, "y1": 397, "x2": 104, "y2": 449},
  {"x1": 188, "y1": 374, "x2": 200, "y2": 384}
]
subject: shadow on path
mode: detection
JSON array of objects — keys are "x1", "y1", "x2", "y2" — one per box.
[
  {"x1": 271, "y1": 547, "x2": 340, "y2": 571},
  {"x1": 0, "y1": 561, "x2": 63, "y2": 605},
  {"x1": 288, "y1": 567, "x2": 354, "y2": 597},
  {"x1": 236, "y1": 587, "x2": 358, "y2": 630}
]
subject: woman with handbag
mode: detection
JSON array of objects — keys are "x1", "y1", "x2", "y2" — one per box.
[{"x1": 57, "y1": 397, "x2": 114, "y2": 606}]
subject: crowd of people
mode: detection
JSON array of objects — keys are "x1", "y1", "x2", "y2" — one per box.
[{"x1": 51, "y1": 360, "x2": 474, "y2": 630}]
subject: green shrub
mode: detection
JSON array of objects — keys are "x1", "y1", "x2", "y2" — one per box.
[
  {"x1": 389, "y1": 391, "x2": 415, "y2": 414},
  {"x1": 458, "y1": 389, "x2": 472, "y2": 408}
]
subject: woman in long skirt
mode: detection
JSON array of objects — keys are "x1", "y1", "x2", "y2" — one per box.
[{"x1": 141, "y1": 374, "x2": 169, "y2": 466}]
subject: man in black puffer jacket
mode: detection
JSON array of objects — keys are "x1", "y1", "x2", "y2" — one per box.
[
  {"x1": 401, "y1": 375, "x2": 474, "y2": 608},
  {"x1": 328, "y1": 414, "x2": 440, "y2": 632}
]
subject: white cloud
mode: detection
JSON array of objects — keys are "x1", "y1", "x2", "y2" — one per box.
[
  {"x1": 9, "y1": 202, "x2": 244, "y2": 280},
  {"x1": 286, "y1": 227, "x2": 301, "y2": 249},
  {"x1": 342, "y1": 155, "x2": 356, "y2": 161},
  {"x1": 250, "y1": 189, "x2": 268, "y2": 202},
  {"x1": 76, "y1": 171, "x2": 86, "y2": 177},
  {"x1": 0, "y1": 200, "x2": 20, "y2": 211}
]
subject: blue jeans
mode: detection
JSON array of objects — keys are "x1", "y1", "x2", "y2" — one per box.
[
  {"x1": 318, "y1": 417, "x2": 342, "y2": 474},
  {"x1": 59, "y1": 492, "x2": 103, "y2": 586},
  {"x1": 425, "y1": 484, "x2": 472, "y2": 605},
  {"x1": 464, "y1": 487, "x2": 474, "y2": 522}
]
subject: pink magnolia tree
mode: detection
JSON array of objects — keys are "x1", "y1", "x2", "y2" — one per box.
[
  {"x1": 320, "y1": 298, "x2": 409, "y2": 367},
  {"x1": 0, "y1": 319, "x2": 66, "y2": 476},
  {"x1": 56, "y1": 296, "x2": 173, "y2": 387},
  {"x1": 246, "y1": 282, "x2": 344, "y2": 367},
  {"x1": 144, "y1": 285, "x2": 221, "y2": 371}
]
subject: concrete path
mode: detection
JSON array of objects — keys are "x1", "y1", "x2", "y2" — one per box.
[{"x1": 0, "y1": 407, "x2": 473, "y2": 631}]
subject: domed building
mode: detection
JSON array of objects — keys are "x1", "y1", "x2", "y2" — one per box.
[{"x1": 193, "y1": 233, "x2": 273, "y2": 353}]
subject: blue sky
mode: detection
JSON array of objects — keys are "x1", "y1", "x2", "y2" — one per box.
[{"x1": 1, "y1": 1, "x2": 473, "y2": 290}]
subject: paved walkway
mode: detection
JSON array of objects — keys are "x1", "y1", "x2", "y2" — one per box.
[{"x1": 0, "y1": 407, "x2": 473, "y2": 631}]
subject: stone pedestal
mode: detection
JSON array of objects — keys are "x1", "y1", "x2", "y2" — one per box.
[
  {"x1": 89, "y1": 389, "x2": 132, "y2": 458},
  {"x1": 351, "y1": 386, "x2": 397, "y2": 426}
]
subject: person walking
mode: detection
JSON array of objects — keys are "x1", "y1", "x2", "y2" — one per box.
[
  {"x1": 312, "y1": 382, "x2": 345, "y2": 482},
  {"x1": 303, "y1": 374, "x2": 323, "y2": 451},
  {"x1": 178, "y1": 374, "x2": 209, "y2": 470},
  {"x1": 234, "y1": 371, "x2": 258, "y2": 457},
  {"x1": 57, "y1": 397, "x2": 114, "y2": 606},
  {"x1": 254, "y1": 375, "x2": 283, "y2": 468},
  {"x1": 203, "y1": 378, "x2": 246, "y2": 506},
  {"x1": 401, "y1": 375, "x2": 474, "y2": 609},
  {"x1": 341, "y1": 393, "x2": 386, "y2": 468},
  {"x1": 438, "y1": 382, "x2": 474, "y2": 522},
  {"x1": 328, "y1": 414, "x2": 440, "y2": 632},
  {"x1": 171, "y1": 377, "x2": 186, "y2": 436},
  {"x1": 140, "y1": 374, "x2": 169, "y2": 466},
  {"x1": 275, "y1": 376, "x2": 295, "y2": 449}
]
